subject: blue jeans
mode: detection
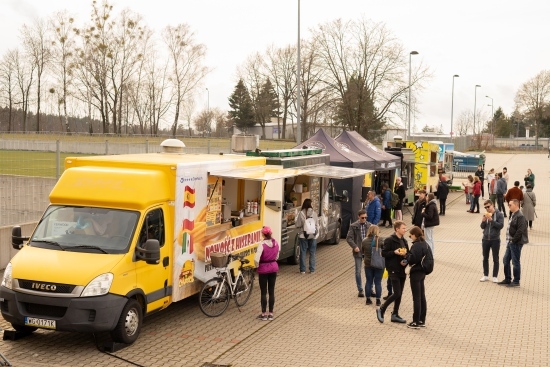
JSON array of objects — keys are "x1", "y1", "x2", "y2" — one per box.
[
  {"x1": 503, "y1": 242, "x2": 523, "y2": 284},
  {"x1": 364, "y1": 266, "x2": 384, "y2": 299},
  {"x1": 299, "y1": 238, "x2": 317, "y2": 273},
  {"x1": 354, "y1": 256, "x2": 363, "y2": 291}
]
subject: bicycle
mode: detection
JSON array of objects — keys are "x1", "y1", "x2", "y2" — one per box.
[{"x1": 199, "y1": 253, "x2": 255, "y2": 317}]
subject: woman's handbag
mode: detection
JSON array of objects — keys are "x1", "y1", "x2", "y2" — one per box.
[{"x1": 370, "y1": 237, "x2": 385, "y2": 269}]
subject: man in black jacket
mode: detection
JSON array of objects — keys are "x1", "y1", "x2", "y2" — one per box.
[
  {"x1": 498, "y1": 199, "x2": 528, "y2": 287},
  {"x1": 412, "y1": 190, "x2": 427, "y2": 227},
  {"x1": 437, "y1": 178, "x2": 449, "y2": 215},
  {"x1": 475, "y1": 165, "x2": 485, "y2": 198},
  {"x1": 376, "y1": 221, "x2": 409, "y2": 324}
]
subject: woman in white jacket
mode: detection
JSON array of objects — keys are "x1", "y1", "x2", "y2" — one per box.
[{"x1": 295, "y1": 198, "x2": 318, "y2": 274}]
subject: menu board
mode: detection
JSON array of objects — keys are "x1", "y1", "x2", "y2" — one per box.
[
  {"x1": 206, "y1": 181, "x2": 222, "y2": 226},
  {"x1": 310, "y1": 177, "x2": 320, "y2": 212}
]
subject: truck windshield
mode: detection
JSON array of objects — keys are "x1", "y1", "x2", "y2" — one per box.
[{"x1": 30, "y1": 206, "x2": 139, "y2": 254}]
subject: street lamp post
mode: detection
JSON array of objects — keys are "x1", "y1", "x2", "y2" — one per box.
[
  {"x1": 407, "y1": 51, "x2": 419, "y2": 140},
  {"x1": 473, "y1": 85, "x2": 481, "y2": 132},
  {"x1": 296, "y1": 0, "x2": 301, "y2": 144},
  {"x1": 486, "y1": 95, "x2": 494, "y2": 145},
  {"x1": 451, "y1": 75, "x2": 459, "y2": 140}
]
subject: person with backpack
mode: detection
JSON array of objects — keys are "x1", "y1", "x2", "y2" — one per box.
[
  {"x1": 346, "y1": 209, "x2": 371, "y2": 297},
  {"x1": 254, "y1": 226, "x2": 280, "y2": 321},
  {"x1": 380, "y1": 183, "x2": 393, "y2": 228},
  {"x1": 405, "y1": 226, "x2": 432, "y2": 329},
  {"x1": 295, "y1": 198, "x2": 318, "y2": 274},
  {"x1": 361, "y1": 225, "x2": 386, "y2": 306}
]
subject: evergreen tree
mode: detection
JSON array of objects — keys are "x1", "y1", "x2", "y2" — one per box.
[
  {"x1": 335, "y1": 75, "x2": 384, "y2": 140},
  {"x1": 255, "y1": 78, "x2": 279, "y2": 139},
  {"x1": 228, "y1": 79, "x2": 255, "y2": 133}
]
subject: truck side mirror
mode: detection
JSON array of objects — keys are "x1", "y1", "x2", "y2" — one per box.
[
  {"x1": 136, "y1": 239, "x2": 160, "y2": 265},
  {"x1": 338, "y1": 190, "x2": 349, "y2": 202},
  {"x1": 12, "y1": 226, "x2": 29, "y2": 250}
]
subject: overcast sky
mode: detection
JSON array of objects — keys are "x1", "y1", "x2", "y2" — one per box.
[{"x1": 1, "y1": 0, "x2": 549, "y2": 134}]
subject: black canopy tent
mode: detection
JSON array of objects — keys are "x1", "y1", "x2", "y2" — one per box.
[
  {"x1": 335, "y1": 131, "x2": 400, "y2": 170},
  {"x1": 295, "y1": 129, "x2": 374, "y2": 237},
  {"x1": 335, "y1": 130, "x2": 400, "y2": 194}
]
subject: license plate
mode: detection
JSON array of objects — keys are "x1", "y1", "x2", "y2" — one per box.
[{"x1": 25, "y1": 317, "x2": 56, "y2": 329}]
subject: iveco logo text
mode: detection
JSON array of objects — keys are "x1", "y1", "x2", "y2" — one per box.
[{"x1": 31, "y1": 283, "x2": 57, "y2": 291}]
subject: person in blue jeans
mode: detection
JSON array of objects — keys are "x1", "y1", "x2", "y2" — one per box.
[
  {"x1": 295, "y1": 199, "x2": 318, "y2": 274},
  {"x1": 361, "y1": 225, "x2": 386, "y2": 306},
  {"x1": 498, "y1": 199, "x2": 528, "y2": 287},
  {"x1": 346, "y1": 209, "x2": 371, "y2": 297}
]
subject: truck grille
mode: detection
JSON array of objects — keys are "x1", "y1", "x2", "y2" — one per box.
[
  {"x1": 18, "y1": 279, "x2": 75, "y2": 294},
  {"x1": 24, "y1": 302, "x2": 67, "y2": 318}
]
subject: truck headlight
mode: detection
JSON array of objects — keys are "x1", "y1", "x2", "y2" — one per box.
[
  {"x1": 1, "y1": 263, "x2": 12, "y2": 290},
  {"x1": 81, "y1": 273, "x2": 113, "y2": 297}
]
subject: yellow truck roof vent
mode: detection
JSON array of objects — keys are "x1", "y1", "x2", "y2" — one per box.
[{"x1": 160, "y1": 139, "x2": 186, "y2": 153}]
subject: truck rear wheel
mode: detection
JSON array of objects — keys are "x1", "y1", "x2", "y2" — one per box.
[
  {"x1": 111, "y1": 299, "x2": 142, "y2": 344},
  {"x1": 287, "y1": 241, "x2": 300, "y2": 265}
]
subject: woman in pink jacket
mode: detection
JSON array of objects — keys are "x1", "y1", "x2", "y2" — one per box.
[{"x1": 254, "y1": 226, "x2": 280, "y2": 321}]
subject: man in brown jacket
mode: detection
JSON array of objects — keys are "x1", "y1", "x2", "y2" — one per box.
[{"x1": 505, "y1": 181, "x2": 523, "y2": 203}]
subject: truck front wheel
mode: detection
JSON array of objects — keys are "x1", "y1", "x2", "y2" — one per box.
[
  {"x1": 12, "y1": 324, "x2": 37, "y2": 334},
  {"x1": 111, "y1": 299, "x2": 142, "y2": 344},
  {"x1": 327, "y1": 222, "x2": 341, "y2": 245}
]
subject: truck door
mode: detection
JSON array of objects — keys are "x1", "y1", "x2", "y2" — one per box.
[{"x1": 135, "y1": 207, "x2": 171, "y2": 313}]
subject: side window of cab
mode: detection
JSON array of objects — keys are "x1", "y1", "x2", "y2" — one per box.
[{"x1": 139, "y1": 208, "x2": 165, "y2": 247}]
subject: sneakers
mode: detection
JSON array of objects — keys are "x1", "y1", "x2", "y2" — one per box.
[
  {"x1": 492, "y1": 277, "x2": 498, "y2": 283},
  {"x1": 257, "y1": 314, "x2": 268, "y2": 321},
  {"x1": 407, "y1": 322, "x2": 420, "y2": 329},
  {"x1": 498, "y1": 279, "x2": 511, "y2": 285},
  {"x1": 300, "y1": 272, "x2": 305, "y2": 274},
  {"x1": 382, "y1": 293, "x2": 392, "y2": 300},
  {"x1": 366, "y1": 298, "x2": 373, "y2": 305},
  {"x1": 418, "y1": 321, "x2": 426, "y2": 328},
  {"x1": 376, "y1": 308, "x2": 385, "y2": 323},
  {"x1": 480, "y1": 276, "x2": 488, "y2": 282},
  {"x1": 358, "y1": 291, "x2": 365, "y2": 298},
  {"x1": 267, "y1": 314, "x2": 274, "y2": 321},
  {"x1": 391, "y1": 313, "x2": 406, "y2": 323},
  {"x1": 507, "y1": 282, "x2": 520, "y2": 287},
  {"x1": 376, "y1": 299, "x2": 381, "y2": 306}
]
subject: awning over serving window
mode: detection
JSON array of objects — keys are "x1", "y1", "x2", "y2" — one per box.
[
  {"x1": 209, "y1": 164, "x2": 372, "y2": 181},
  {"x1": 301, "y1": 165, "x2": 373, "y2": 179},
  {"x1": 209, "y1": 165, "x2": 313, "y2": 181}
]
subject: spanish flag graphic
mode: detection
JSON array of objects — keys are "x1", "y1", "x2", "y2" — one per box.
[
  {"x1": 183, "y1": 186, "x2": 196, "y2": 208},
  {"x1": 182, "y1": 219, "x2": 194, "y2": 254}
]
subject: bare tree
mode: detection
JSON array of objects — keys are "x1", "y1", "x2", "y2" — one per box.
[
  {"x1": 14, "y1": 49, "x2": 36, "y2": 132},
  {"x1": 21, "y1": 18, "x2": 52, "y2": 132},
  {"x1": 238, "y1": 52, "x2": 266, "y2": 136},
  {"x1": 163, "y1": 23, "x2": 209, "y2": 137},
  {"x1": 455, "y1": 110, "x2": 473, "y2": 137},
  {"x1": 193, "y1": 108, "x2": 212, "y2": 137},
  {"x1": 182, "y1": 97, "x2": 195, "y2": 136},
  {"x1": 49, "y1": 11, "x2": 77, "y2": 133},
  {"x1": 265, "y1": 44, "x2": 296, "y2": 139},
  {"x1": 297, "y1": 39, "x2": 331, "y2": 140},
  {"x1": 0, "y1": 49, "x2": 18, "y2": 131},
  {"x1": 515, "y1": 70, "x2": 550, "y2": 147},
  {"x1": 312, "y1": 17, "x2": 431, "y2": 128}
]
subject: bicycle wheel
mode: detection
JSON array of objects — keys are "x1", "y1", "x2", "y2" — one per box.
[
  {"x1": 234, "y1": 269, "x2": 255, "y2": 307},
  {"x1": 199, "y1": 278, "x2": 230, "y2": 317}
]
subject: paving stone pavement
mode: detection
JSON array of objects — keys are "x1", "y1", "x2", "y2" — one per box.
[{"x1": 0, "y1": 153, "x2": 548, "y2": 367}]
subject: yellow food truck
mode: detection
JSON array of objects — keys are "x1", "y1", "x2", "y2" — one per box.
[{"x1": 0, "y1": 140, "x2": 369, "y2": 345}]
